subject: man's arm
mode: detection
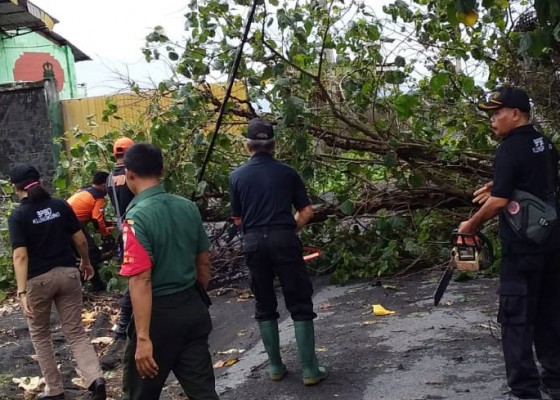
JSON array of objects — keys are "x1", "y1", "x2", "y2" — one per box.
[
  {"x1": 459, "y1": 196, "x2": 509, "y2": 233},
  {"x1": 71, "y1": 230, "x2": 94, "y2": 280},
  {"x1": 12, "y1": 247, "x2": 28, "y2": 295},
  {"x1": 119, "y1": 218, "x2": 158, "y2": 378},
  {"x1": 128, "y1": 269, "x2": 158, "y2": 378},
  {"x1": 195, "y1": 251, "x2": 212, "y2": 290},
  {"x1": 295, "y1": 204, "x2": 314, "y2": 232},
  {"x1": 13, "y1": 247, "x2": 33, "y2": 318},
  {"x1": 92, "y1": 198, "x2": 110, "y2": 236}
]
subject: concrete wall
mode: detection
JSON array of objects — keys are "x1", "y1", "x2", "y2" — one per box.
[{"x1": 0, "y1": 81, "x2": 56, "y2": 185}]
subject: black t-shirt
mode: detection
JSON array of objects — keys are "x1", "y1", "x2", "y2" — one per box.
[
  {"x1": 107, "y1": 164, "x2": 135, "y2": 219},
  {"x1": 229, "y1": 152, "x2": 311, "y2": 232},
  {"x1": 9, "y1": 197, "x2": 82, "y2": 278},
  {"x1": 491, "y1": 124, "x2": 560, "y2": 253}
]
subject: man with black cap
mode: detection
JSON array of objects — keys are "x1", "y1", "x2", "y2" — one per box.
[
  {"x1": 8, "y1": 163, "x2": 106, "y2": 400},
  {"x1": 458, "y1": 87, "x2": 560, "y2": 400},
  {"x1": 229, "y1": 118, "x2": 327, "y2": 386},
  {"x1": 67, "y1": 170, "x2": 112, "y2": 292}
]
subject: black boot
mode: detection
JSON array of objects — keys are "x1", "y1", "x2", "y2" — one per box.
[
  {"x1": 89, "y1": 262, "x2": 106, "y2": 292},
  {"x1": 100, "y1": 337, "x2": 126, "y2": 371},
  {"x1": 88, "y1": 378, "x2": 106, "y2": 400}
]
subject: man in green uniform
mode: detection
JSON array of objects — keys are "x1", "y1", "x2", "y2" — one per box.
[{"x1": 119, "y1": 143, "x2": 219, "y2": 400}]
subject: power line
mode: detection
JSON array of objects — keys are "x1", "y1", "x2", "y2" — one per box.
[{"x1": 193, "y1": 0, "x2": 260, "y2": 199}]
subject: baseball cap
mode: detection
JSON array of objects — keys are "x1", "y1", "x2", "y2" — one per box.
[
  {"x1": 113, "y1": 137, "x2": 135, "y2": 155},
  {"x1": 478, "y1": 87, "x2": 531, "y2": 112},
  {"x1": 247, "y1": 118, "x2": 274, "y2": 140},
  {"x1": 10, "y1": 163, "x2": 40, "y2": 185}
]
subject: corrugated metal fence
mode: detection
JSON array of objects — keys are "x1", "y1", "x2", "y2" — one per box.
[{"x1": 60, "y1": 82, "x2": 248, "y2": 138}]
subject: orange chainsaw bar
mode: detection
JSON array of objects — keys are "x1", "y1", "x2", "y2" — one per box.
[{"x1": 303, "y1": 246, "x2": 321, "y2": 263}]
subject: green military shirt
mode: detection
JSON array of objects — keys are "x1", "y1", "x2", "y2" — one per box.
[{"x1": 119, "y1": 185, "x2": 210, "y2": 297}]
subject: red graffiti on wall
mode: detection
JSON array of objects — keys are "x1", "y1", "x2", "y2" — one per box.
[{"x1": 13, "y1": 53, "x2": 65, "y2": 92}]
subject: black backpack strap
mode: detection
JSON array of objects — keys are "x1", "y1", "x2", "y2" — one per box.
[
  {"x1": 543, "y1": 136, "x2": 558, "y2": 200},
  {"x1": 107, "y1": 170, "x2": 123, "y2": 231}
]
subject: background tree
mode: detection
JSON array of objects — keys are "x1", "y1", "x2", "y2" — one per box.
[{"x1": 52, "y1": 0, "x2": 560, "y2": 282}]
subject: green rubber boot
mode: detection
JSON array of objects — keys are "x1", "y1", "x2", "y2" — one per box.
[
  {"x1": 258, "y1": 320, "x2": 288, "y2": 381},
  {"x1": 294, "y1": 320, "x2": 328, "y2": 386}
]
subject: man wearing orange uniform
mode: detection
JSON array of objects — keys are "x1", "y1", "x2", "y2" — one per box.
[{"x1": 68, "y1": 171, "x2": 111, "y2": 292}]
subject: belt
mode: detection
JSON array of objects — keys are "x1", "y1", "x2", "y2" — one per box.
[{"x1": 244, "y1": 225, "x2": 295, "y2": 234}]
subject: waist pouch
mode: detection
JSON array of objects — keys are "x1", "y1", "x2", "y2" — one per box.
[{"x1": 503, "y1": 189, "x2": 558, "y2": 244}]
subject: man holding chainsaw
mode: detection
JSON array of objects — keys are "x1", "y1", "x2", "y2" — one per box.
[
  {"x1": 459, "y1": 87, "x2": 560, "y2": 400},
  {"x1": 100, "y1": 137, "x2": 135, "y2": 371},
  {"x1": 229, "y1": 118, "x2": 327, "y2": 386}
]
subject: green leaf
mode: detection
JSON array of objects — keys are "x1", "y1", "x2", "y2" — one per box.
[
  {"x1": 394, "y1": 56, "x2": 406, "y2": 68},
  {"x1": 409, "y1": 173, "x2": 425, "y2": 188},
  {"x1": 430, "y1": 72, "x2": 449, "y2": 91},
  {"x1": 269, "y1": 0, "x2": 279, "y2": 6},
  {"x1": 294, "y1": 134, "x2": 307, "y2": 153},
  {"x1": 302, "y1": 166, "x2": 314, "y2": 180},
  {"x1": 553, "y1": 22, "x2": 560, "y2": 43},
  {"x1": 0, "y1": 290, "x2": 6, "y2": 303},
  {"x1": 518, "y1": 32, "x2": 532, "y2": 54},
  {"x1": 340, "y1": 200, "x2": 355, "y2": 215},
  {"x1": 383, "y1": 153, "x2": 396, "y2": 168},
  {"x1": 196, "y1": 180, "x2": 207, "y2": 197},
  {"x1": 460, "y1": 76, "x2": 475, "y2": 93},
  {"x1": 393, "y1": 94, "x2": 419, "y2": 117},
  {"x1": 384, "y1": 71, "x2": 406, "y2": 85}
]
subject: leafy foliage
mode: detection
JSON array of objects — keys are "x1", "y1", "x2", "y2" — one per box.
[
  {"x1": 0, "y1": 181, "x2": 16, "y2": 293},
  {"x1": 2, "y1": 0, "x2": 554, "y2": 288}
]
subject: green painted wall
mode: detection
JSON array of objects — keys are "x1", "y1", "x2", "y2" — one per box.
[{"x1": 0, "y1": 30, "x2": 79, "y2": 99}]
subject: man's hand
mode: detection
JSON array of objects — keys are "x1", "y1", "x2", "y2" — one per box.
[
  {"x1": 19, "y1": 294, "x2": 33, "y2": 318},
  {"x1": 458, "y1": 220, "x2": 476, "y2": 234},
  {"x1": 473, "y1": 182, "x2": 493, "y2": 205},
  {"x1": 135, "y1": 337, "x2": 159, "y2": 379},
  {"x1": 79, "y1": 260, "x2": 94, "y2": 281}
]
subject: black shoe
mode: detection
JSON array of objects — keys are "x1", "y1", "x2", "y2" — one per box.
[
  {"x1": 89, "y1": 280, "x2": 107, "y2": 293},
  {"x1": 492, "y1": 392, "x2": 542, "y2": 399},
  {"x1": 88, "y1": 378, "x2": 106, "y2": 400},
  {"x1": 100, "y1": 337, "x2": 126, "y2": 371},
  {"x1": 542, "y1": 384, "x2": 560, "y2": 400},
  {"x1": 37, "y1": 393, "x2": 65, "y2": 400}
]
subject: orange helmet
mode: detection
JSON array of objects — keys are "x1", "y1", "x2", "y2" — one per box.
[{"x1": 113, "y1": 137, "x2": 134, "y2": 156}]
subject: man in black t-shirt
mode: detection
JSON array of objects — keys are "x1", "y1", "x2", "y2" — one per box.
[
  {"x1": 459, "y1": 87, "x2": 560, "y2": 400},
  {"x1": 8, "y1": 163, "x2": 106, "y2": 400},
  {"x1": 100, "y1": 137, "x2": 136, "y2": 371},
  {"x1": 229, "y1": 118, "x2": 327, "y2": 386}
]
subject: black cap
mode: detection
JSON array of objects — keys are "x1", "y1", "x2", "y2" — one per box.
[
  {"x1": 478, "y1": 87, "x2": 531, "y2": 112},
  {"x1": 92, "y1": 171, "x2": 109, "y2": 185},
  {"x1": 247, "y1": 118, "x2": 274, "y2": 140},
  {"x1": 10, "y1": 163, "x2": 40, "y2": 186}
]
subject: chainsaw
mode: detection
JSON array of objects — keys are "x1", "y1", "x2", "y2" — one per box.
[{"x1": 433, "y1": 230, "x2": 494, "y2": 306}]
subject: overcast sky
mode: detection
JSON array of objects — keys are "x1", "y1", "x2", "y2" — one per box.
[{"x1": 31, "y1": 0, "x2": 393, "y2": 97}]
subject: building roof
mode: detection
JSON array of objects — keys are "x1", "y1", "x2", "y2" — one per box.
[{"x1": 0, "y1": 0, "x2": 90, "y2": 61}]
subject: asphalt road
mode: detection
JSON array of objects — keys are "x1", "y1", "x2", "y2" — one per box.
[
  {"x1": 209, "y1": 272, "x2": 507, "y2": 400},
  {"x1": 0, "y1": 272, "x2": 511, "y2": 400}
]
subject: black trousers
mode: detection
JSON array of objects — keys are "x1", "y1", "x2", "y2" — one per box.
[
  {"x1": 123, "y1": 287, "x2": 219, "y2": 400},
  {"x1": 499, "y1": 249, "x2": 560, "y2": 398},
  {"x1": 243, "y1": 228, "x2": 316, "y2": 321},
  {"x1": 114, "y1": 289, "x2": 132, "y2": 339},
  {"x1": 75, "y1": 227, "x2": 104, "y2": 288}
]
